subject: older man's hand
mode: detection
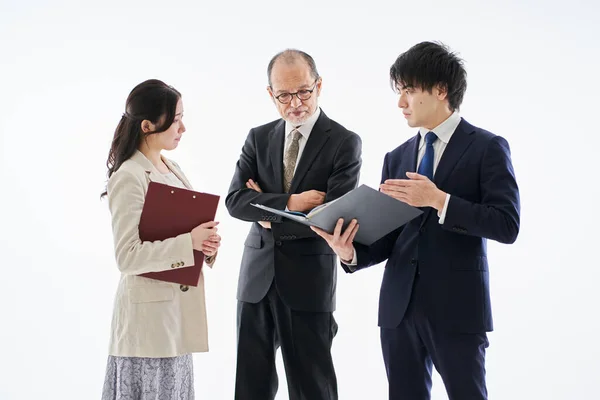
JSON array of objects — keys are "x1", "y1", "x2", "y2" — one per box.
[{"x1": 310, "y1": 218, "x2": 358, "y2": 262}]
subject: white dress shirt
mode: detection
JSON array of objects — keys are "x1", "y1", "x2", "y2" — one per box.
[
  {"x1": 283, "y1": 107, "x2": 321, "y2": 173},
  {"x1": 344, "y1": 111, "x2": 462, "y2": 265}
]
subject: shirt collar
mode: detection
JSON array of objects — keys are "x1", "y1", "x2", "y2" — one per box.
[
  {"x1": 285, "y1": 107, "x2": 321, "y2": 140},
  {"x1": 418, "y1": 111, "x2": 461, "y2": 147}
]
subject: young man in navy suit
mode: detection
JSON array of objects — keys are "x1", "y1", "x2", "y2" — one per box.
[{"x1": 312, "y1": 41, "x2": 520, "y2": 399}]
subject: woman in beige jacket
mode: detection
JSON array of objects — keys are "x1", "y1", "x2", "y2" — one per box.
[{"x1": 100, "y1": 79, "x2": 220, "y2": 400}]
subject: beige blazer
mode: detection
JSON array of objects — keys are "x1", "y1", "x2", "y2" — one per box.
[{"x1": 106, "y1": 150, "x2": 215, "y2": 358}]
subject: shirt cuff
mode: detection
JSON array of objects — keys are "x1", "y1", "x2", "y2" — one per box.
[
  {"x1": 437, "y1": 194, "x2": 451, "y2": 224},
  {"x1": 341, "y1": 247, "x2": 357, "y2": 266}
]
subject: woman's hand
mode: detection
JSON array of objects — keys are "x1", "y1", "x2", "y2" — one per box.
[
  {"x1": 201, "y1": 233, "x2": 221, "y2": 256},
  {"x1": 191, "y1": 221, "x2": 219, "y2": 252}
]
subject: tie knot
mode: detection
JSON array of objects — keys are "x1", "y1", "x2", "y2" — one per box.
[
  {"x1": 425, "y1": 131, "x2": 437, "y2": 145},
  {"x1": 291, "y1": 129, "x2": 302, "y2": 142}
]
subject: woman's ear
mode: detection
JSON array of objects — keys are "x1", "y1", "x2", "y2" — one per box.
[{"x1": 140, "y1": 119, "x2": 155, "y2": 134}]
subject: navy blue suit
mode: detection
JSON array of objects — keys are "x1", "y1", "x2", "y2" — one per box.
[{"x1": 346, "y1": 118, "x2": 520, "y2": 399}]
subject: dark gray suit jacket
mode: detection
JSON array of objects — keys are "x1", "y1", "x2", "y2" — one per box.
[{"x1": 226, "y1": 110, "x2": 362, "y2": 313}]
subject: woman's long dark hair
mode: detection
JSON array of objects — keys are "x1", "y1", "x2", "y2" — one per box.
[{"x1": 101, "y1": 79, "x2": 181, "y2": 198}]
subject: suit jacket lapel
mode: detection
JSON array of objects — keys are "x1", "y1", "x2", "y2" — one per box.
[
  {"x1": 433, "y1": 119, "x2": 476, "y2": 187},
  {"x1": 130, "y1": 150, "x2": 192, "y2": 189},
  {"x1": 401, "y1": 134, "x2": 420, "y2": 178},
  {"x1": 130, "y1": 151, "x2": 162, "y2": 185},
  {"x1": 268, "y1": 120, "x2": 286, "y2": 193},
  {"x1": 289, "y1": 111, "x2": 331, "y2": 193},
  {"x1": 420, "y1": 118, "x2": 476, "y2": 226},
  {"x1": 163, "y1": 157, "x2": 193, "y2": 189}
]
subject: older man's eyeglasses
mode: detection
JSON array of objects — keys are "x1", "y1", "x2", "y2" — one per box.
[{"x1": 273, "y1": 80, "x2": 318, "y2": 104}]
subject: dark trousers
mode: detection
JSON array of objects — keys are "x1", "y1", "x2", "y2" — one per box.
[
  {"x1": 380, "y1": 277, "x2": 489, "y2": 400},
  {"x1": 234, "y1": 283, "x2": 338, "y2": 400}
]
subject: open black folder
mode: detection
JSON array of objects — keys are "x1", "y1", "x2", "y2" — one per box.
[{"x1": 251, "y1": 184, "x2": 423, "y2": 246}]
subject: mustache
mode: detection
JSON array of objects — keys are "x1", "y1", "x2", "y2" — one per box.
[{"x1": 287, "y1": 108, "x2": 308, "y2": 114}]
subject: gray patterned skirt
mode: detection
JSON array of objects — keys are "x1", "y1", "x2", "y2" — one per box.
[{"x1": 101, "y1": 354, "x2": 194, "y2": 400}]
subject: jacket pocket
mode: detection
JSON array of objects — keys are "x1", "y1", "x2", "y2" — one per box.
[
  {"x1": 244, "y1": 234, "x2": 263, "y2": 249},
  {"x1": 129, "y1": 284, "x2": 175, "y2": 304}
]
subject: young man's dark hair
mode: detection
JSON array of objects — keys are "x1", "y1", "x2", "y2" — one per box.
[{"x1": 390, "y1": 41, "x2": 467, "y2": 112}]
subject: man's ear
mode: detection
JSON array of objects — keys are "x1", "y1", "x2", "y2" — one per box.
[
  {"x1": 267, "y1": 86, "x2": 276, "y2": 104},
  {"x1": 316, "y1": 76, "x2": 323, "y2": 97},
  {"x1": 435, "y1": 84, "x2": 448, "y2": 101}
]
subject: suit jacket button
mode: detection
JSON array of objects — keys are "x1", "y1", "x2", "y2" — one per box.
[
  {"x1": 180, "y1": 285, "x2": 189, "y2": 292},
  {"x1": 410, "y1": 259, "x2": 417, "y2": 265},
  {"x1": 171, "y1": 263, "x2": 176, "y2": 268},
  {"x1": 275, "y1": 241, "x2": 282, "y2": 246},
  {"x1": 419, "y1": 227, "x2": 425, "y2": 233}
]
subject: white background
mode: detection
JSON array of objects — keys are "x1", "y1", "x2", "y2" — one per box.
[{"x1": 1, "y1": 0, "x2": 599, "y2": 399}]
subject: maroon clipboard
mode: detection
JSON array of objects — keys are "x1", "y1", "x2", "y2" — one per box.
[{"x1": 138, "y1": 181, "x2": 219, "y2": 286}]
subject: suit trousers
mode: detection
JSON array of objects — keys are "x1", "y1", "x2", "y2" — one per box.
[
  {"x1": 380, "y1": 275, "x2": 490, "y2": 400},
  {"x1": 235, "y1": 282, "x2": 338, "y2": 400}
]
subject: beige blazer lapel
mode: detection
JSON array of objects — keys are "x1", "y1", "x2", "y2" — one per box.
[
  {"x1": 163, "y1": 157, "x2": 193, "y2": 189},
  {"x1": 129, "y1": 150, "x2": 193, "y2": 190}
]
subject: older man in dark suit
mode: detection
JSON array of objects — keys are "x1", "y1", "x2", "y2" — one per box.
[{"x1": 226, "y1": 49, "x2": 362, "y2": 400}]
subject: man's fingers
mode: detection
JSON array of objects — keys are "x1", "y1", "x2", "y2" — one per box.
[
  {"x1": 311, "y1": 226, "x2": 333, "y2": 242},
  {"x1": 258, "y1": 221, "x2": 271, "y2": 229},
  {"x1": 333, "y1": 218, "x2": 344, "y2": 238},
  {"x1": 406, "y1": 172, "x2": 428, "y2": 180},
  {"x1": 381, "y1": 188, "x2": 405, "y2": 198},
  {"x1": 340, "y1": 219, "x2": 357, "y2": 242},
  {"x1": 246, "y1": 179, "x2": 263, "y2": 192},
  {"x1": 380, "y1": 184, "x2": 402, "y2": 193},
  {"x1": 383, "y1": 179, "x2": 414, "y2": 186},
  {"x1": 381, "y1": 183, "x2": 413, "y2": 192},
  {"x1": 348, "y1": 222, "x2": 360, "y2": 243}
]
